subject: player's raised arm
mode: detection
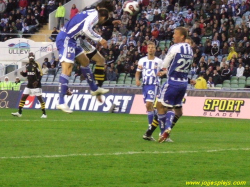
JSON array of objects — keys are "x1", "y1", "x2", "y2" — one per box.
[{"x1": 82, "y1": 12, "x2": 103, "y2": 43}]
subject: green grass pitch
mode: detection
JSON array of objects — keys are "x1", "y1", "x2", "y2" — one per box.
[{"x1": 0, "y1": 108, "x2": 249, "y2": 187}]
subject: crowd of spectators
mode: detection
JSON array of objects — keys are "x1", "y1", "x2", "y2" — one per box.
[
  {"x1": 0, "y1": 76, "x2": 21, "y2": 90},
  {"x1": 0, "y1": 0, "x2": 64, "y2": 41},
  {"x1": 80, "y1": 0, "x2": 250, "y2": 86}
]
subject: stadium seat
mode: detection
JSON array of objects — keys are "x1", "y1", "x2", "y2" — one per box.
[
  {"x1": 117, "y1": 79, "x2": 124, "y2": 84},
  {"x1": 238, "y1": 79, "x2": 246, "y2": 84},
  {"x1": 246, "y1": 80, "x2": 250, "y2": 86},
  {"x1": 230, "y1": 84, "x2": 238, "y2": 88},
  {"x1": 201, "y1": 37, "x2": 207, "y2": 45},
  {"x1": 223, "y1": 80, "x2": 230, "y2": 84},
  {"x1": 166, "y1": 40, "x2": 171, "y2": 48},
  {"x1": 230, "y1": 79, "x2": 238, "y2": 84},
  {"x1": 238, "y1": 84, "x2": 246, "y2": 88},
  {"x1": 74, "y1": 78, "x2": 81, "y2": 84},
  {"x1": 41, "y1": 76, "x2": 47, "y2": 82},
  {"x1": 230, "y1": 76, "x2": 238, "y2": 81},
  {"x1": 247, "y1": 77, "x2": 250, "y2": 81},
  {"x1": 47, "y1": 77, "x2": 54, "y2": 82},
  {"x1": 222, "y1": 83, "x2": 230, "y2": 88},
  {"x1": 161, "y1": 78, "x2": 167, "y2": 84},
  {"x1": 159, "y1": 41, "x2": 166, "y2": 50},
  {"x1": 109, "y1": 81, "x2": 117, "y2": 85},
  {"x1": 215, "y1": 84, "x2": 222, "y2": 88},
  {"x1": 102, "y1": 81, "x2": 110, "y2": 86},
  {"x1": 124, "y1": 79, "x2": 132, "y2": 85},
  {"x1": 118, "y1": 73, "x2": 126, "y2": 80},
  {"x1": 53, "y1": 77, "x2": 59, "y2": 83},
  {"x1": 238, "y1": 76, "x2": 246, "y2": 80},
  {"x1": 69, "y1": 79, "x2": 74, "y2": 83}
]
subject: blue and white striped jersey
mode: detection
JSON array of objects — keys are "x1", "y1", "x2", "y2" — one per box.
[
  {"x1": 162, "y1": 43, "x2": 193, "y2": 83},
  {"x1": 60, "y1": 9, "x2": 102, "y2": 42},
  {"x1": 137, "y1": 56, "x2": 163, "y2": 85}
]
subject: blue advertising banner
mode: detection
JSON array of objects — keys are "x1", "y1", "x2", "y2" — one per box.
[
  {"x1": 23, "y1": 92, "x2": 135, "y2": 113},
  {"x1": 0, "y1": 90, "x2": 20, "y2": 109}
]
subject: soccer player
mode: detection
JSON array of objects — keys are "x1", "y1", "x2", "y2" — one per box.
[
  {"x1": 143, "y1": 37, "x2": 194, "y2": 142},
  {"x1": 157, "y1": 27, "x2": 193, "y2": 143},
  {"x1": 11, "y1": 53, "x2": 47, "y2": 118},
  {"x1": 56, "y1": 1, "x2": 115, "y2": 113},
  {"x1": 135, "y1": 42, "x2": 163, "y2": 139}
]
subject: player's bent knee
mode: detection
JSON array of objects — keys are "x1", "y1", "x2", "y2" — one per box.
[{"x1": 146, "y1": 102, "x2": 154, "y2": 111}]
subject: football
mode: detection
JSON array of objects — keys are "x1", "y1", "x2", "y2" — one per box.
[{"x1": 123, "y1": 0, "x2": 140, "y2": 16}]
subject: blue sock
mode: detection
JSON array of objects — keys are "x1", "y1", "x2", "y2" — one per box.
[
  {"x1": 59, "y1": 74, "x2": 69, "y2": 104},
  {"x1": 147, "y1": 111, "x2": 154, "y2": 126},
  {"x1": 166, "y1": 111, "x2": 175, "y2": 130},
  {"x1": 81, "y1": 66, "x2": 98, "y2": 91},
  {"x1": 158, "y1": 114, "x2": 166, "y2": 134}
]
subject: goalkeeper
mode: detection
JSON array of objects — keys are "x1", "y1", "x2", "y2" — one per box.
[{"x1": 11, "y1": 53, "x2": 47, "y2": 118}]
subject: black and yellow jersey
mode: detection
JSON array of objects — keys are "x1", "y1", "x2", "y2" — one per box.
[{"x1": 22, "y1": 61, "x2": 43, "y2": 88}]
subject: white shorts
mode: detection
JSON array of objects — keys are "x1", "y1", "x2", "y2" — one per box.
[
  {"x1": 23, "y1": 87, "x2": 42, "y2": 96},
  {"x1": 80, "y1": 39, "x2": 96, "y2": 54}
]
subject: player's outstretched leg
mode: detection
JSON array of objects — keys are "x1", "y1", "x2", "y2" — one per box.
[
  {"x1": 11, "y1": 94, "x2": 29, "y2": 117},
  {"x1": 143, "y1": 111, "x2": 158, "y2": 141},
  {"x1": 94, "y1": 65, "x2": 105, "y2": 87},
  {"x1": 37, "y1": 96, "x2": 47, "y2": 118},
  {"x1": 57, "y1": 73, "x2": 73, "y2": 113},
  {"x1": 159, "y1": 111, "x2": 174, "y2": 143}
]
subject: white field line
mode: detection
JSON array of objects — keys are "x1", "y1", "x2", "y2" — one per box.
[
  {"x1": 0, "y1": 119, "x2": 141, "y2": 122},
  {"x1": 0, "y1": 148, "x2": 249, "y2": 160}
]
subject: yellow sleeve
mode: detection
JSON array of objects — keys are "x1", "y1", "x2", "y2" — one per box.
[
  {"x1": 35, "y1": 61, "x2": 43, "y2": 76},
  {"x1": 203, "y1": 79, "x2": 208, "y2": 89}
]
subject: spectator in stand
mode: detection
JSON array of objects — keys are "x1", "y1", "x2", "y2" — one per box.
[
  {"x1": 49, "y1": 27, "x2": 58, "y2": 42},
  {"x1": 106, "y1": 67, "x2": 117, "y2": 81},
  {"x1": 29, "y1": 15, "x2": 39, "y2": 33},
  {"x1": 191, "y1": 73, "x2": 208, "y2": 89},
  {"x1": 207, "y1": 77, "x2": 214, "y2": 88},
  {"x1": 236, "y1": 63, "x2": 244, "y2": 77},
  {"x1": 0, "y1": 76, "x2": 12, "y2": 90},
  {"x1": 39, "y1": 5, "x2": 47, "y2": 24},
  {"x1": 48, "y1": 64, "x2": 56, "y2": 76},
  {"x1": 16, "y1": 19, "x2": 23, "y2": 31},
  {"x1": 211, "y1": 42, "x2": 220, "y2": 56},
  {"x1": 47, "y1": 1, "x2": 56, "y2": 15},
  {"x1": 55, "y1": 2, "x2": 65, "y2": 30},
  {"x1": 115, "y1": 60, "x2": 124, "y2": 75},
  {"x1": 6, "y1": 0, "x2": 15, "y2": 13},
  {"x1": 243, "y1": 65, "x2": 250, "y2": 77},
  {"x1": 19, "y1": 0, "x2": 28, "y2": 8},
  {"x1": 192, "y1": 32, "x2": 200, "y2": 46},
  {"x1": 0, "y1": 0, "x2": 6, "y2": 15},
  {"x1": 42, "y1": 64, "x2": 48, "y2": 75},
  {"x1": 204, "y1": 42, "x2": 212, "y2": 55},
  {"x1": 43, "y1": 58, "x2": 51, "y2": 68},
  {"x1": 227, "y1": 47, "x2": 238, "y2": 61},
  {"x1": 212, "y1": 69, "x2": 222, "y2": 85},
  {"x1": 151, "y1": 25, "x2": 159, "y2": 38},
  {"x1": 221, "y1": 64, "x2": 231, "y2": 81},
  {"x1": 70, "y1": 4, "x2": 78, "y2": 19},
  {"x1": 12, "y1": 77, "x2": 21, "y2": 91},
  {"x1": 229, "y1": 63, "x2": 237, "y2": 76}
]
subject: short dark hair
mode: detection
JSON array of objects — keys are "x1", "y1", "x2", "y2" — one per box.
[{"x1": 97, "y1": 0, "x2": 115, "y2": 12}]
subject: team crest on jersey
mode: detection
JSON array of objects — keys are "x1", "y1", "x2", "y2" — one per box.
[{"x1": 68, "y1": 54, "x2": 71, "y2": 58}]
